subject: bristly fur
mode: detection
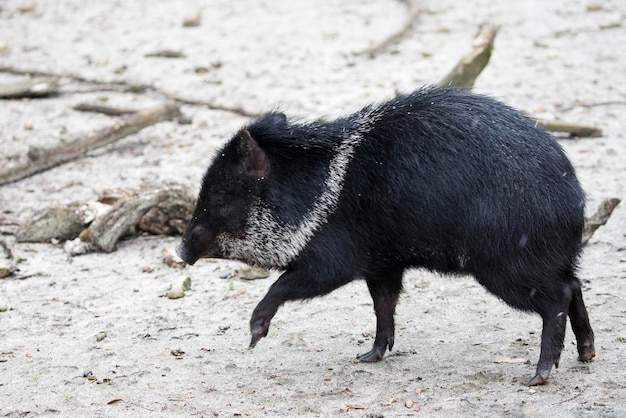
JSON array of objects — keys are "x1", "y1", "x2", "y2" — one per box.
[
  {"x1": 220, "y1": 107, "x2": 382, "y2": 268},
  {"x1": 178, "y1": 85, "x2": 594, "y2": 385}
]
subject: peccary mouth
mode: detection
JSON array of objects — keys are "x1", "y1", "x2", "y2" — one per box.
[{"x1": 175, "y1": 243, "x2": 200, "y2": 265}]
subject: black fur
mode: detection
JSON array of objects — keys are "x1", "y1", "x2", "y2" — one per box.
[{"x1": 178, "y1": 86, "x2": 595, "y2": 385}]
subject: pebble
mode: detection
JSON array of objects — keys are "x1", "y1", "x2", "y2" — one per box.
[
  {"x1": 95, "y1": 331, "x2": 107, "y2": 342},
  {"x1": 167, "y1": 275, "x2": 191, "y2": 299},
  {"x1": 238, "y1": 265, "x2": 270, "y2": 280},
  {"x1": 0, "y1": 302, "x2": 8, "y2": 312},
  {"x1": 182, "y1": 5, "x2": 201, "y2": 27},
  {"x1": 586, "y1": 0, "x2": 603, "y2": 11}
]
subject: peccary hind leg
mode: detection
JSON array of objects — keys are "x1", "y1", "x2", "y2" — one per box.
[
  {"x1": 528, "y1": 273, "x2": 596, "y2": 386},
  {"x1": 529, "y1": 303, "x2": 569, "y2": 386},
  {"x1": 568, "y1": 280, "x2": 596, "y2": 362},
  {"x1": 357, "y1": 270, "x2": 403, "y2": 362}
]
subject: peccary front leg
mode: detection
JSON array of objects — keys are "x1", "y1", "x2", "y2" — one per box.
[
  {"x1": 249, "y1": 267, "x2": 354, "y2": 348},
  {"x1": 357, "y1": 270, "x2": 403, "y2": 362}
]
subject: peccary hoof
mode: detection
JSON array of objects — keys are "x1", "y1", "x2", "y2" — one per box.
[{"x1": 528, "y1": 370, "x2": 551, "y2": 386}]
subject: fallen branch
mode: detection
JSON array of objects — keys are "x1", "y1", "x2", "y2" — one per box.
[
  {"x1": 437, "y1": 23, "x2": 500, "y2": 89},
  {"x1": 359, "y1": 0, "x2": 420, "y2": 58},
  {"x1": 87, "y1": 188, "x2": 170, "y2": 252},
  {"x1": 0, "y1": 101, "x2": 181, "y2": 185},
  {"x1": 67, "y1": 183, "x2": 194, "y2": 254},
  {"x1": 14, "y1": 183, "x2": 194, "y2": 254},
  {"x1": 582, "y1": 198, "x2": 621, "y2": 245},
  {"x1": 0, "y1": 77, "x2": 59, "y2": 99},
  {"x1": 433, "y1": 25, "x2": 602, "y2": 138},
  {"x1": 535, "y1": 119, "x2": 603, "y2": 138}
]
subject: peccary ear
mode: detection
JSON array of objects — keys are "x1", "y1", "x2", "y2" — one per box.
[{"x1": 238, "y1": 130, "x2": 270, "y2": 178}]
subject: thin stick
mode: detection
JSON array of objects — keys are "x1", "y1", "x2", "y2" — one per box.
[
  {"x1": 582, "y1": 198, "x2": 621, "y2": 245},
  {"x1": 535, "y1": 119, "x2": 602, "y2": 138},
  {"x1": 360, "y1": 0, "x2": 420, "y2": 58},
  {"x1": 437, "y1": 24, "x2": 500, "y2": 89},
  {"x1": 73, "y1": 103, "x2": 139, "y2": 116}
]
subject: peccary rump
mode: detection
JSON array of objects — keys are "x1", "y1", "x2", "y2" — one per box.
[{"x1": 177, "y1": 86, "x2": 595, "y2": 386}]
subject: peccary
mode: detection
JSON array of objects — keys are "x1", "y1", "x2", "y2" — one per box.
[{"x1": 177, "y1": 86, "x2": 595, "y2": 385}]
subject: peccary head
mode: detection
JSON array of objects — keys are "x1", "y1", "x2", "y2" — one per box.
[{"x1": 176, "y1": 129, "x2": 271, "y2": 265}]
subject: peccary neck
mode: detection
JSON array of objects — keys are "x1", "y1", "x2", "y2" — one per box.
[{"x1": 221, "y1": 111, "x2": 379, "y2": 269}]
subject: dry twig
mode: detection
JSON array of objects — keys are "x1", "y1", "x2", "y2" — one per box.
[
  {"x1": 437, "y1": 24, "x2": 500, "y2": 89},
  {"x1": 73, "y1": 102, "x2": 139, "y2": 116},
  {"x1": 534, "y1": 119, "x2": 602, "y2": 138},
  {"x1": 582, "y1": 198, "x2": 621, "y2": 245},
  {"x1": 359, "y1": 0, "x2": 420, "y2": 58}
]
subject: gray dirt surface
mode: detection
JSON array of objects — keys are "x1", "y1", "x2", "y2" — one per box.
[{"x1": 1, "y1": 0, "x2": 625, "y2": 417}]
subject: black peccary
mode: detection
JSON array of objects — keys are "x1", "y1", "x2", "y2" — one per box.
[{"x1": 177, "y1": 86, "x2": 595, "y2": 386}]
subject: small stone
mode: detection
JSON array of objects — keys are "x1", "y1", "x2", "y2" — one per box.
[
  {"x1": 167, "y1": 276, "x2": 190, "y2": 299},
  {"x1": 0, "y1": 303, "x2": 8, "y2": 312},
  {"x1": 178, "y1": 114, "x2": 193, "y2": 125},
  {"x1": 0, "y1": 265, "x2": 13, "y2": 278},
  {"x1": 599, "y1": 16, "x2": 622, "y2": 29},
  {"x1": 95, "y1": 331, "x2": 107, "y2": 342},
  {"x1": 182, "y1": 6, "x2": 201, "y2": 27},
  {"x1": 238, "y1": 265, "x2": 270, "y2": 280},
  {"x1": 176, "y1": 275, "x2": 191, "y2": 290},
  {"x1": 167, "y1": 286, "x2": 185, "y2": 299},
  {"x1": 586, "y1": 0, "x2": 603, "y2": 11},
  {"x1": 16, "y1": 1, "x2": 36, "y2": 13},
  {"x1": 170, "y1": 348, "x2": 185, "y2": 357}
]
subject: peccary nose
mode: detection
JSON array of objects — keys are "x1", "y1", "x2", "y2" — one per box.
[{"x1": 176, "y1": 241, "x2": 198, "y2": 265}]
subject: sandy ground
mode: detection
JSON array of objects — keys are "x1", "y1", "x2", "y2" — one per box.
[{"x1": 1, "y1": 0, "x2": 625, "y2": 416}]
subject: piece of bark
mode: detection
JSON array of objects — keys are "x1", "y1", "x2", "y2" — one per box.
[
  {"x1": 0, "y1": 101, "x2": 181, "y2": 185},
  {"x1": 138, "y1": 183, "x2": 195, "y2": 235},
  {"x1": 73, "y1": 103, "x2": 138, "y2": 116},
  {"x1": 87, "y1": 188, "x2": 170, "y2": 252},
  {"x1": 582, "y1": 198, "x2": 621, "y2": 245},
  {"x1": 86, "y1": 183, "x2": 195, "y2": 252},
  {"x1": 360, "y1": 0, "x2": 420, "y2": 58},
  {"x1": 0, "y1": 77, "x2": 59, "y2": 99},
  {"x1": 15, "y1": 202, "x2": 107, "y2": 243},
  {"x1": 534, "y1": 119, "x2": 603, "y2": 138},
  {"x1": 438, "y1": 24, "x2": 500, "y2": 89}
]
